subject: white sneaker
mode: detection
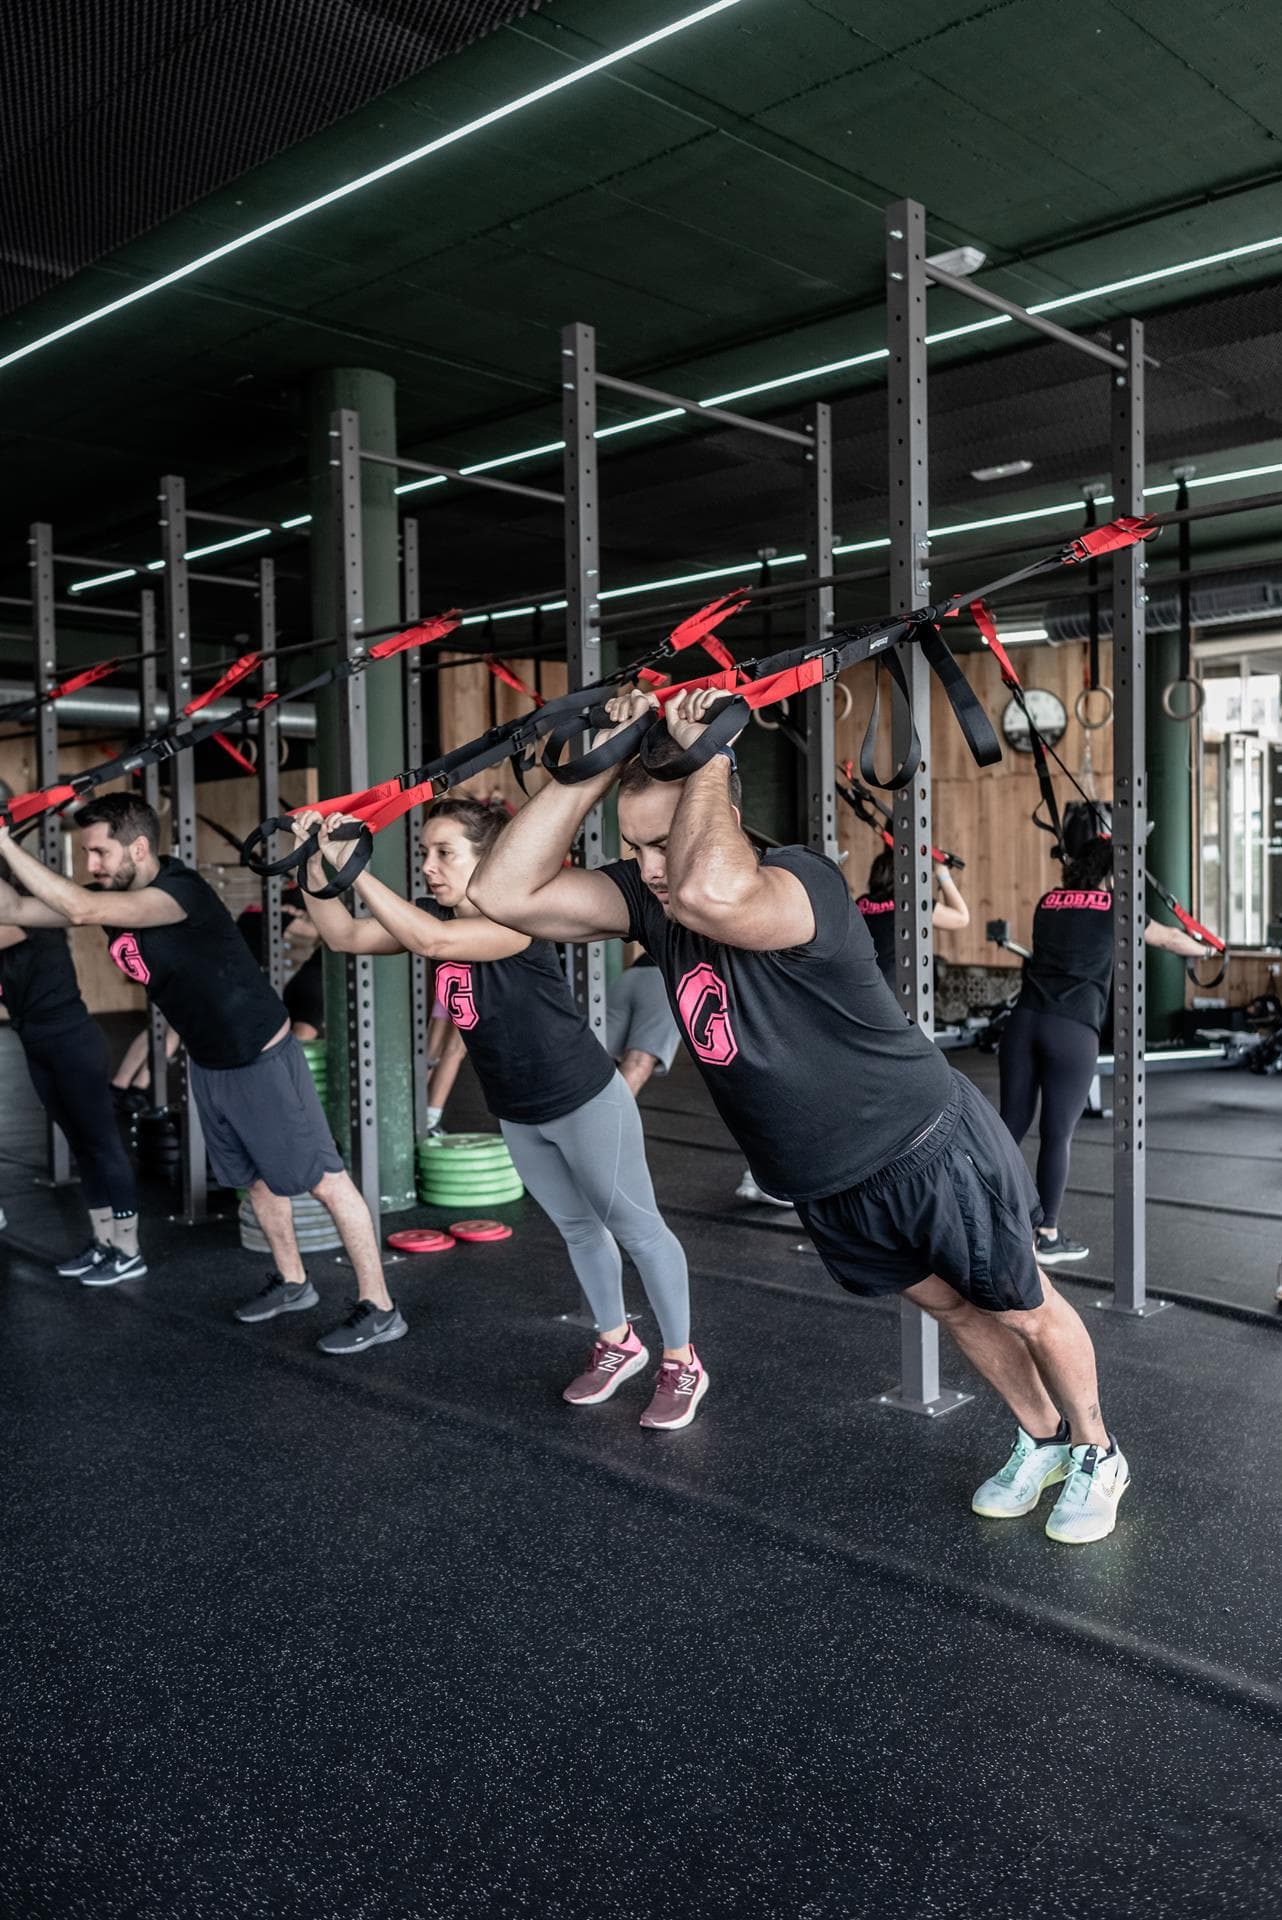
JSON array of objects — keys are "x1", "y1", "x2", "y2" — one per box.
[
  {"x1": 971, "y1": 1426, "x2": 1071, "y2": 1518},
  {"x1": 1044, "y1": 1439, "x2": 1130, "y2": 1544},
  {"x1": 735, "y1": 1168, "x2": 792, "y2": 1207}
]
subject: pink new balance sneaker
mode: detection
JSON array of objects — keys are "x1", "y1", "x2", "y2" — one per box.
[
  {"x1": 639, "y1": 1348, "x2": 710, "y2": 1431},
  {"x1": 562, "y1": 1325, "x2": 651, "y2": 1405}
]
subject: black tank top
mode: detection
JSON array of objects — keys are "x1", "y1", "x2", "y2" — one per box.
[{"x1": 0, "y1": 928, "x2": 88, "y2": 1039}]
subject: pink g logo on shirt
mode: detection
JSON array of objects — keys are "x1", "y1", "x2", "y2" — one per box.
[
  {"x1": 677, "y1": 962, "x2": 738, "y2": 1066},
  {"x1": 109, "y1": 932, "x2": 151, "y2": 985},
  {"x1": 435, "y1": 961, "x2": 478, "y2": 1032}
]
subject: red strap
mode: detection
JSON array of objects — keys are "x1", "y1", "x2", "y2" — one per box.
[
  {"x1": 49, "y1": 659, "x2": 120, "y2": 701},
  {"x1": 636, "y1": 666, "x2": 670, "y2": 688},
  {"x1": 183, "y1": 652, "x2": 262, "y2": 717},
  {"x1": 367, "y1": 610, "x2": 461, "y2": 661},
  {"x1": 698, "y1": 634, "x2": 736, "y2": 672},
  {"x1": 667, "y1": 590, "x2": 749, "y2": 655},
  {"x1": 1168, "y1": 898, "x2": 1226, "y2": 954},
  {"x1": 484, "y1": 656, "x2": 544, "y2": 707},
  {"x1": 211, "y1": 732, "x2": 256, "y2": 775},
  {"x1": 1064, "y1": 515, "x2": 1158, "y2": 562},
  {"x1": 6, "y1": 784, "x2": 78, "y2": 824},
  {"x1": 287, "y1": 777, "x2": 409, "y2": 826},
  {"x1": 970, "y1": 601, "x2": 1020, "y2": 688}
]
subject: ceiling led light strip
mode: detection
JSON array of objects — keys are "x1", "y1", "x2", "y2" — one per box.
[{"x1": 0, "y1": 1, "x2": 745, "y2": 377}]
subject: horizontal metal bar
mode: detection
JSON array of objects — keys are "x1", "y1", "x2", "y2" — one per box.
[
  {"x1": 596, "y1": 371, "x2": 813, "y2": 447},
  {"x1": 188, "y1": 570, "x2": 261, "y2": 590},
  {"x1": 360, "y1": 447, "x2": 564, "y2": 506},
  {"x1": 51, "y1": 550, "x2": 151, "y2": 570},
  {"x1": 0, "y1": 679, "x2": 315, "y2": 735},
  {"x1": 924, "y1": 263, "x2": 1128, "y2": 370},
  {"x1": 0, "y1": 595, "x2": 140, "y2": 621},
  {"x1": 185, "y1": 509, "x2": 305, "y2": 533}
]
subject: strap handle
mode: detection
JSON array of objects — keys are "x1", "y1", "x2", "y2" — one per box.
[
  {"x1": 298, "y1": 819, "x2": 376, "y2": 898},
  {"x1": 541, "y1": 707, "x2": 658, "y2": 783},
  {"x1": 241, "y1": 817, "x2": 317, "y2": 878}
]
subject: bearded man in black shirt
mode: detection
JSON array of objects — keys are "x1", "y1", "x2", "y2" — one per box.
[
  {"x1": 0, "y1": 794, "x2": 403, "y2": 1356},
  {"x1": 469, "y1": 688, "x2": 1129, "y2": 1546}
]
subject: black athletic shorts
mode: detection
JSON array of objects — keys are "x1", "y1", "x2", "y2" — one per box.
[
  {"x1": 191, "y1": 1032, "x2": 344, "y2": 1197},
  {"x1": 795, "y1": 1074, "x2": 1044, "y2": 1311}
]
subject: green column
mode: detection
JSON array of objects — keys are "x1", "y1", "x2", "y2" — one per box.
[
  {"x1": 1145, "y1": 627, "x2": 1193, "y2": 1042},
  {"x1": 308, "y1": 368, "x2": 415, "y2": 1210}
]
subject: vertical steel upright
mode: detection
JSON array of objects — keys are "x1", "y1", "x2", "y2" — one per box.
[
  {"x1": 27, "y1": 522, "x2": 71, "y2": 1183},
  {"x1": 879, "y1": 201, "x2": 969, "y2": 1417},
  {"x1": 256, "y1": 558, "x2": 287, "y2": 997},
  {"x1": 1106, "y1": 320, "x2": 1159, "y2": 1313},
  {"x1": 561, "y1": 322, "x2": 608, "y2": 1042},
  {"x1": 802, "y1": 404, "x2": 838, "y2": 859},
  {"x1": 329, "y1": 409, "x2": 382, "y2": 1219},
  {"x1": 159, "y1": 475, "x2": 207, "y2": 1222},
  {"x1": 138, "y1": 589, "x2": 170, "y2": 1102},
  {"x1": 401, "y1": 517, "x2": 431, "y2": 1141}
]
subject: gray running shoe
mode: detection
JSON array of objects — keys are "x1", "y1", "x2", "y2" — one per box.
[
  {"x1": 234, "y1": 1272, "x2": 320, "y2": 1323},
  {"x1": 316, "y1": 1299, "x2": 407, "y2": 1355},
  {"x1": 1036, "y1": 1230, "x2": 1089, "y2": 1265},
  {"x1": 81, "y1": 1249, "x2": 148, "y2": 1287},
  {"x1": 57, "y1": 1240, "x2": 114, "y2": 1280}
]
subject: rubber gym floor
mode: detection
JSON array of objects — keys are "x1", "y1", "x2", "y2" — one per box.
[{"x1": 3, "y1": 1026, "x2": 1281, "y2": 1920}]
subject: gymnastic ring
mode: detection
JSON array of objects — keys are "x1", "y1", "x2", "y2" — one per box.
[
  {"x1": 1161, "y1": 676, "x2": 1205, "y2": 723},
  {"x1": 833, "y1": 682, "x2": 853, "y2": 724},
  {"x1": 753, "y1": 698, "x2": 790, "y2": 732},
  {"x1": 1074, "y1": 685, "x2": 1114, "y2": 730}
]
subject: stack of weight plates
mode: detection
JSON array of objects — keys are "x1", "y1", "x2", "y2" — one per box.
[
  {"x1": 300, "y1": 1038, "x2": 328, "y2": 1106},
  {"x1": 417, "y1": 1132, "x2": 523, "y2": 1209},
  {"x1": 237, "y1": 1190, "x2": 342, "y2": 1254}
]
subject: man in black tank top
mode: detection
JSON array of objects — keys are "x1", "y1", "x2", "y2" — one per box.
[
  {"x1": 470, "y1": 689, "x2": 1131, "y2": 1546},
  {"x1": 0, "y1": 794, "x2": 403, "y2": 1357}
]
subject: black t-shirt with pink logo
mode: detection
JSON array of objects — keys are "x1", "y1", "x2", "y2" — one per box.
[
  {"x1": 1019, "y1": 886, "x2": 1115, "y2": 1032},
  {"x1": 855, "y1": 893, "x2": 896, "y2": 982},
  {"x1": 104, "y1": 858, "x2": 288, "y2": 1069},
  {"x1": 418, "y1": 900, "x2": 614, "y2": 1125},
  {"x1": 601, "y1": 846, "x2": 953, "y2": 1202},
  {"x1": 0, "y1": 928, "x2": 87, "y2": 1039}
]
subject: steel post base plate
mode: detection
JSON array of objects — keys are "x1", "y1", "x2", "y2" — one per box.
[
  {"x1": 875, "y1": 1386, "x2": 974, "y2": 1418},
  {"x1": 1091, "y1": 1296, "x2": 1172, "y2": 1318}
]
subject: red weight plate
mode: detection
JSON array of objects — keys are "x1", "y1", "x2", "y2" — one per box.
[
  {"x1": 387, "y1": 1228, "x2": 456, "y2": 1254},
  {"x1": 448, "y1": 1219, "x2": 514, "y2": 1243}
]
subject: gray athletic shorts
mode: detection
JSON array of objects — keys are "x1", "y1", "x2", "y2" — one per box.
[
  {"x1": 191, "y1": 1033, "x2": 345, "y2": 1197},
  {"x1": 606, "y1": 965, "x2": 681, "y2": 1075}
]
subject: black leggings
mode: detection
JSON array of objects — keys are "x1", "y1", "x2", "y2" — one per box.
[
  {"x1": 997, "y1": 1004, "x2": 1099, "y2": 1228},
  {"x1": 22, "y1": 1020, "x2": 137, "y2": 1214}
]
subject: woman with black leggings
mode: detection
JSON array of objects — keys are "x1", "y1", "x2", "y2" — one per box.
[
  {"x1": 0, "y1": 905, "x2": 145, "y2": 1285},
  {"x1": 998, "y1": 837, "x2": 1204, "y2": 1264}
]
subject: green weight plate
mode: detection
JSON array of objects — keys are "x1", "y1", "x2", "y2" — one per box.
[
  {"x1": 417, "y1": 1146, "x2": 512, "y2": 1168},
  {"x1": 419, "y1": 1131, "x2": 506, "y2": 1153},
  {"x1": 418, "y1": 1180, "x2": 525, "y2": 1202},
  {"x1": 418, "y1": 1167, "x2": 522, "y2": 1182}
]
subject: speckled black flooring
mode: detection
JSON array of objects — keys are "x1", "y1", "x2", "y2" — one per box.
[{"x1": 3, "y1": 1034, "x2": 1282, "y2": 1917}]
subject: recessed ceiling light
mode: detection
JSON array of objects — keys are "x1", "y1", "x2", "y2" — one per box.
[{"x1": 971, "y1": 459, "x2": 1034, "y2": 482}]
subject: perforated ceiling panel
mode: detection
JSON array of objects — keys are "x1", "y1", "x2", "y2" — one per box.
[{"x1": 0, "y1": 0, "x2": 543, "y2": 315}]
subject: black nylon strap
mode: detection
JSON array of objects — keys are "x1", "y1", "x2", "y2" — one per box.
[
  {"x1": 299, "y1": 819, "x2": 375, "y2": 898},
  {"x1": 638, "y1": 698, "x2": 748, "y2": 781},
  {"x1": 542, "y1": 708, "x2": 657, "y2": 783},
  {"x1": 242, "y1": 817, "x2": 316, "y2": 878},
  {"x1": 858, "y1": 646, "x2": 921, "y2": 792},
  {"x1": 918, "y1": 626, "x2": 1002, "y2": 768}
]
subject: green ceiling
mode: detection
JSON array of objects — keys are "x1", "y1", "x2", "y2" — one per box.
[{"x1": 3, "y1": 0, "x2": 1282, "y2": 631}]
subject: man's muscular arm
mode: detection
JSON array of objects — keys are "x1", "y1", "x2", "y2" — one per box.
[
  {"x1": 663, "y1": 691, "x2": 815, "y2": 951},
  {"x1": 467, "y1": 696, "x2": 642, "y2": 941},
  {"x1": 0, "y1": 827, "x2": 183, "y2": 928}
]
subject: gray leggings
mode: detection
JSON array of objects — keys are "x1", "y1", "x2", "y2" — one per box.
[{"x1": 500, "y1": 1072, "x2": 690, "y2": 1350}]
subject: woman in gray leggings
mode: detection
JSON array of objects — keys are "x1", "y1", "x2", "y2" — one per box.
[{"x1": 293, "y1": 798, "x2": 706, "y2": 1430}]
